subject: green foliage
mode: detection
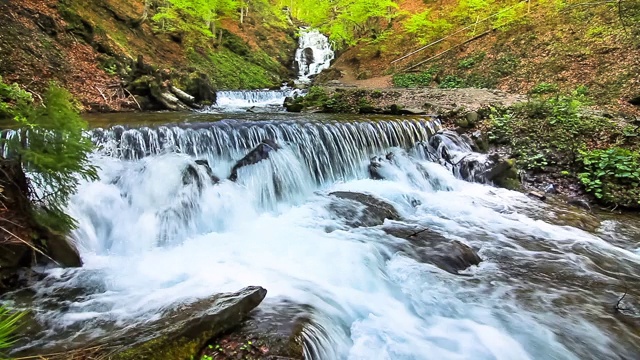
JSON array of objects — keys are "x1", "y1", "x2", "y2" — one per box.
[
  {"x1": 438, "y1": 75, "x2": 465, "y2": 88},
  {"x1": 404, "y1": 10, "x2": 453, "y2": 45},
  {"x1": 392, "y1": 67, "x2": 439, "y2": 87},
  {"x1": 578, "y1": 148, "x2": 640, "y2": 207},
  {"x1": 0, "y1": 305, "x2": 25, "y2": 356},
  {"x1": 293, "y1": 0, "x2": 400, "y2": 47},
  {"x1": 530, "y1": 82, "x2": 559, "y2": 95},
  {"x1": 152, "y1": 0, "x2": 240, "y2": 42},
  {"x1": 0, "y1": 77, "x2": 98, "y2": 233},
  {"x1": 187, "y1": 48, "x2": 281, "y2": 90},
  {"x1": 452, "y1": 0, "x2": 496, "y2": 22},
  {"x1": 494, "y1": 53, "x2": 520, "y2": 76},
  {"x1": 488, "y1": 91, "x2": 619, "y2": 172},
  {"x1": 458, "y1": 52, "x2": 486, "y2": 69}
]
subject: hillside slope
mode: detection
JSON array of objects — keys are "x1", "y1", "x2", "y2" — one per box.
[
  {"x1": 0, "y1": 0, "x2": 298, "y2": 112},
  {"x1": 323, "y1": 0, "x2": 640, "y2": 114}
]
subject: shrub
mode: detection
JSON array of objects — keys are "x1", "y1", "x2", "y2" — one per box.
[
  {"x1": 438, "y1": 75, "x2": 465, "y2": 88},
  {"x1": 487, "y1": 91, "x2": 619, "y2": 172},
  {"x1": 458, "y1": 52, "x2": 486, "y2": 69},
  {"x1": 392, "y1": 66, "x2": 440, "y2": 88},
  {"x1": 530, "y1": 82, "x2": 559, "y2": 95},
  {"x1": 578, "y1": 148, "x2": 640, "y2": 207}
]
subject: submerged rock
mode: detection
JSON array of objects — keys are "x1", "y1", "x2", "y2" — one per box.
[
  {"x1": 328, "y1": 191, "x2": 401, "y2": 227},
  {"x1": 368, "y1": 152, "x2": 396, "y2": 180},
  {"x1": 195, "y1": 159, "x2": 221, "y2": 185},
  {"x1": 229, "y1": 139, "x2": 281, "y2": 182},
  {"x1": 384, "y1": 225, "x2": 482, "y2": 274}
]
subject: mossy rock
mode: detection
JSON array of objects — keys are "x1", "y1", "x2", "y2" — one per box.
[
  {"x1": 109, "y1": 286, "x2": 267, "y2": 360},
  {"x1": 180, "y1": 72, "x2": 216, "y2": 104}
]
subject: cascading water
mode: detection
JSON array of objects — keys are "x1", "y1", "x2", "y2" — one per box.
[
  {"x1": 294, "y1": 28, "x2": 335, "y2": 83},
  {"x1": 206, "y1": 89, "x2": 304, "y2": 112},
  {"x1": 203, "y1": 27, "x2": 334, "y2": 112},
  {"x1": 5, "y1": 115, "x2": 640, "y2": 359}
]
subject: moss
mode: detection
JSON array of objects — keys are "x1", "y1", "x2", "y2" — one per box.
[
  {"x1": 112, "y1": 330, "x2": 217, "y2": 360},
  {"x1": 187, "y1": 48, "x2": 281, "y2": 90}
]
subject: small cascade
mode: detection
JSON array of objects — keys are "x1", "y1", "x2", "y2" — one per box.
[
  {"x1": 207, "y1": 89, "x2": 304, "y2": 112},
  {"x1": 86, "y1": 118, "x2": 440, "y2": 184},
  {"x1": 294, "y1": 28, "x2": 335, "y2": 83}
]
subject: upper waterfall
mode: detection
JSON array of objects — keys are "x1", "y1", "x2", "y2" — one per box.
[{"x1": 294, "y1": 28, "x2": 335, "y2": 83}]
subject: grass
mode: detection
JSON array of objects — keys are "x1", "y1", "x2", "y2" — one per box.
[{"x1": 0, "y1": 305, "x2": 25, "y2": 355}]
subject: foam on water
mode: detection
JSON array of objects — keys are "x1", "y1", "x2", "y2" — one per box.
[{"x1": 9, "y1": 119, "x2": 640, "y2": 359}]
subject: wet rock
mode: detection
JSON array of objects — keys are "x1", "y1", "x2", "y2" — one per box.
[
  {"x1": 284, "y1": 97, "x2": 303, "y2": 112},
  {"x1": 328, "y1": 191, "x2": 401, "y2": 227},
  {"x1": 544, "y1": 183, "x2": 558, "y2": 194},
  {"x1": 465, "y1": 111, "x2": 479, "y2": 125},
  {"x1": 454, "y1": 153, "x2": 519, "y2": 189},
  {"x1": 45, "y1": 235, "x2": 82, "y2": 268},
  {"x1": 384, "y1": 225, "x2": 482, "y2": 274},
  {"x1": 195, "y1": 159, "x2": 220, "y2": 184},
  {"x1": 567, "y1": 198, "x2": 591, "y2": 211},
  {"x1": 229, "y1": 140, "x2": 281, "y2": 182},
  {"x1": 527, "y1": 191, "x2": 547, "y2": 201},
  {"x1": 182, "y1": 72, "x2": 216, "y2": 105},
  {"x1": 109, "y1": 287, "x2": 267, "y2": 360},
  {"x1": 368, "y1": 153, "x2": 395, "y2": 180}
]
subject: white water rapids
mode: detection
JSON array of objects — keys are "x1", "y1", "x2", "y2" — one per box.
[{"x1": 6, "y1": 116, "x2": 640, "y2": 359}]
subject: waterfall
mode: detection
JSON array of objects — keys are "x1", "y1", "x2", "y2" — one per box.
[
  {"x1": 7, "y1": 115, "x2": 640, "y2": 359},
  {"x1": 202, "y1": 27, "x2": 334, "y2": 112},
  {"x1": 207, "y1": 89, "x2": 304, "y2": 112},
  {"x1": 294, "y1": 28, "x2": 335, "y2": 83},
  {"x1": 88, "y1": 118, "x2": 440, "y2": 184}
]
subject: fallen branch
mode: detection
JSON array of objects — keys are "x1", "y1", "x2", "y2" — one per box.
[
  {"x1": 123, "y1": 88, "x2": 142, "y2": 111},
  {"x1": 95, "y1": 86, "x2": 108, "y2": 104},
  {"x1": 408, "y1": 227, "x2": 430, "y2": 238},
  {"x1": 0, "y1": 225, "x2": 60, "y2": 266}
]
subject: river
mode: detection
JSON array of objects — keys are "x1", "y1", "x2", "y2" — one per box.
[{"x1": 3, "y1": 110, "x2": 638, "y2": 360}]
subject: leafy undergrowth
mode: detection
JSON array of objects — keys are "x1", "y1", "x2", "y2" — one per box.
[
  {"x1": 578, "y1": 148, "x2": 640, "y2": 208},
  {"x1": 487, "y1": 89, "x2": 640, "y2": 208}
]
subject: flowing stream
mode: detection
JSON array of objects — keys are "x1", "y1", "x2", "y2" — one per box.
[{"x1": 5, "y1": 112, "x2": 640, "y2": 359}]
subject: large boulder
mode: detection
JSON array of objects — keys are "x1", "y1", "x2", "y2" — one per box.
[
  {"x1": 12, "y1": 286, "x2": 268, "y2": 360},
  {"x1": 229, "y1": 140, "x2": 281, "y2": 182},
  {"x1": 328, "y1": 191, "x2": 401, "y2": 227},
  {"x1": 384, "y1": 224, "x2": 482, "y2": 274}
]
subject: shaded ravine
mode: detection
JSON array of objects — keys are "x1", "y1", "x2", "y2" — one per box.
[{"x1": 4, "y1": 116, "x2": 640, "y2": 359}]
